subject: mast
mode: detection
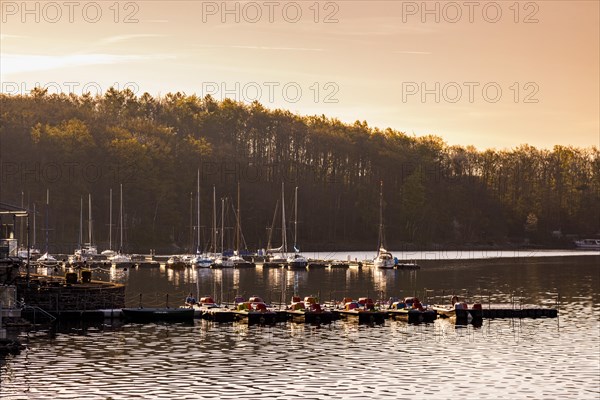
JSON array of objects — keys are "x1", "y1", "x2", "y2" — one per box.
[
  {"x1": 293, "y1": 186, "x2": 298, "y2": 252},
  {"x1": 189, "y1": 191, "x2": 193, "y2": 253},
  {"x1": 119, "y1": 184, "x2": 124, "y2": 252},
  {"x1": 78, "y1": 197, "x2": 83, "y2": 250},
  {"x1": 196, "y1": 169, "x2": 201, "y2": 254},
  {"x1": 109, "y1": 188, "x2": 113, "y2": 250},
  {"x1": 236, "y1": 182, "x2": 240, "y2": 255},
  {"x1": 45, "y1": 189, "x2": 49, "y2": 253},
  {"x1": 20, "y1": 191, "x2": 24, "y2": 245},
  {"x1": 378, "y1": 181, "x2": 384, "y2": 254},
  {"x1": 267, "y1": 200, "x2": 279, "y2": 250},
  {"x1": 32, "y1": 202, "x2": 36, "y2": 248},
  {"x1": 220, "y1": 197, "x2": 225, "y2": 254},
  {"x1": 88, "y1": 194, "x2": 92, "y2": 245},
  {"x1": 281, "y1": 182, "x2": 287, "y2": 254},
  {"x1": 31, "y1": 203, "x2": 36, "y2": 249},
  {"x1": 212, "y1": 186, "x2": 217, "y2": 254}
]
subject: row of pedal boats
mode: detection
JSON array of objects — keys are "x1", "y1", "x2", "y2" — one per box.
[{"x1": 121, "y1": 295, "x2": 483, "y2": 325}]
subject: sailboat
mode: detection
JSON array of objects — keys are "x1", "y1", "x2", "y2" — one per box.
[
  {"x1": 213, "y1": 196, "x2": 234, "y2": 268},
  {"x1": 287, "y1": 186, "x2": 308, "y2": 269},
  {"x1": 101, "y1": 188, "x2": 117, "y2": 258},
  {"x1": 373, "y1": 182, "x2": 395, "y2": 269},
  {"x1": 18, "y1": 201, "x2": 41, "y2": 259},
  {"x1": 38, "y1": 189, "x2": 58, "y2": 266},
  {"x1": 265, "y1": 182, "x2": 288, "y2": 267},
  {"x1": 70, "y1": 195, "x2": 98, "y2": 265},
  {"x1": 110, "y1": 184, "x2": 134, "y2": 267},
  {"x1": 229, "y1": 182, "x2": 253, "y2": 268},
  {"x1": 190, "y1": 170, "x2": 212, "y2": 268}
]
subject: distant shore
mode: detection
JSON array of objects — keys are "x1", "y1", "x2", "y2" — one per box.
[{"x1": 417, "y1": 253, "x2": 600, "y2": 270}]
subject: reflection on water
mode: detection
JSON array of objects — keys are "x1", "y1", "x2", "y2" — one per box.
[{"x1": 3, "y1": 256, "x2": 598, "y2": 399}]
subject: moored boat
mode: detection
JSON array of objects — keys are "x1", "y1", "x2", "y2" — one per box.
[
  {"x1": 373, "y1": 182, "x2": 395, "y2": 269},
  {"x1": 374, "y1": 248, "x2": 395, "y2": 269},
  {"x1": 286, "y1": 296, "x2": 334, "y2": 324},
  {"x1": 191, "y1": 254, "x2": 213, "y2": 268},
  {"x1": 37, "y1": 252, "x2": 59, "y2": 266},
  {"x1": 234, "y1": 296, "x2": 277, "y2": 325},
  {"x1": 431, "y1": 296, "x2": 483, "y2": 320},
  {"x1": 386, "y1": 297, "x2": 437, "y2": 323},
  {"x1": 166, "y1": 255, "x2": 186, "y2": 268},
  {"x1": 335, "y1": 297, "x2": 386, "y2": 324},
  {"x1": 287, "y1": 253, "x2": 308, "y2": 269},
  {"x1": 111, "y1": 253, "x2": 135, "y2": 268},
  {"x1": 574, "y1": 239, "x2": 600, "y2": 250},
  {"x1": 188, "y1": 295, "x2": 237, "y2": 322}
]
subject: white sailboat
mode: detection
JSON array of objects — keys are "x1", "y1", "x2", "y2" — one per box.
[
  {"x1": 38, "y1": 189, "x2": 58, "y2": 266},
  {"x1": 101, "y1": 188, "x2": 117, "y2": 258},
  {"x1": 70, "y1": 195, "x2": 98, "y2": 265},
  {"x1": 18, "y1": 201, "x2": 40, "y2": 259},
  {"x1": 191, "y1": 170, "x2": 212, "y2": 268},
  {"x1": 287, "y1": 186, "x2": 308, "y2": 269},
  {"x1": 213, "y1": 197, "x2": 234, "y2": 268},
  {"x1": 230, "y1": 182, "x2": 253, "y2": 268},
  {"x1": 374, "y1": 182, "x2": 395, "y2": 269},
  {"x1": 574, "y1": 239, "x2": 600, "y2": 250},
  {"x1": 111, "y1": 184, "x2": 134, "y2": 267},
  {"x1": 266, "y1": 182, "x2": 288, "y2": 266}
]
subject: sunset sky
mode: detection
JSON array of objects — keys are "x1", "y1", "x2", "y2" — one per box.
[{"x1": 1, "y1": 0, "x2": 598, "y2": 149}]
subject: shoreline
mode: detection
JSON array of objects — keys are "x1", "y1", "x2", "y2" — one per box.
[{"x1": 417, "y1": 254, "x2": 600, "y2": 270}]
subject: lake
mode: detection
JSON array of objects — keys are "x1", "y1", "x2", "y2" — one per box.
[{"x1": 1, "y1": 253, "x2": 598, "y2": 399}]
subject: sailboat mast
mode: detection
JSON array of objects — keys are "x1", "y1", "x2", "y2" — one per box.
[
  {"x1": 79, "y1": 197, "x2": 83, "y2": 249},
  {"x1": 378, "y1": 181, "x2": 384, "y2": 253},
  {"x1": 45, "y1": 189, "x2": 49, "y2": 253},
  {"x1": 109, "y1": 188, "x2": 112, "y2": 250},
  {"x1": 88, "y1": 194, "x2": 92, "y2": 245},
  {"x1": 20, "y1": 192, "x2": 24, "y2": 245},
  {"x1": 197, "y1": 170, "x2": 201, "y2": 254},
  {"x1": 236, "y1": 182, "x2": 240, "y2": 254},
  {"x1": 212, "y1": 186, "x2": 216, "y2": 254},
  {"x1": 189, "y1": 191, "x2": 193, "y2": 252},
  {"x1": 267, "y1": 200, "x2": 279, "y2": 250},
  {"x1": 293, "y1": 186, "x2": 298, "y2": 251},
  {"x1": 281, "y1": 182, "x2": 287, "y2": 254},
  {"x1": 220, "y1": 197, "x2": 225, "y2": 254},
  {"x1": 119, "y1": 184, "x2": 123, "y2": 251},
  {"x1": 32, "y1": 202, "x2": 36, "y2": 248}
]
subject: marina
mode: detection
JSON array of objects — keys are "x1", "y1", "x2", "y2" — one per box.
[{"x1": 1, "y1": 253, "x2": 597, "y2": 399}]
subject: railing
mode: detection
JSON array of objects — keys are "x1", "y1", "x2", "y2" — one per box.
[{"x1": 20, "y1": 302, "x2": 57, "y2": 324}]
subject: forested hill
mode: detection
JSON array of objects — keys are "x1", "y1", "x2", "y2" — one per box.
[{"x1": 1, "y1": 89, "x2": 598, "y2": 253}]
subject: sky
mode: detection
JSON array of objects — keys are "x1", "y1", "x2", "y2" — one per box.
[{"x1": 1, "y1": 0, "x2": 598, "y2": 150}]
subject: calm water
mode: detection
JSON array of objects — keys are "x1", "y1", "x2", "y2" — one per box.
[{"x1": 1, "y1": 254, "x2": 598, "y2": 399}]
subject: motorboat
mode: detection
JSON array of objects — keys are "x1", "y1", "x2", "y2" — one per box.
[
  {"x1": 574, "y1": 239, "x2": 600, "y2": 250},
  {"x1": 374, "y1": 247, "x2": 395, "y2": 269}
]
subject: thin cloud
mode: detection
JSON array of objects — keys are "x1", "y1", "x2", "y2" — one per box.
[
  {"x1": 1, "y1": 53, "x2": 175, "y2": 75},
  {"x1": 394, "y1": 51, "x2": 432, "y2": 55},
  {"x1": 195, "y1": 44, "x2": 324, "y2": 52},
  {"x1": 230, "y1": 45, "x2": 324, "y2": 52},
  {"x1": 0, "y1": 34, "x2": 26, "y2": 40},
  {"x1": 97, "y1": 34, "x2": 167, "y2": 45}
]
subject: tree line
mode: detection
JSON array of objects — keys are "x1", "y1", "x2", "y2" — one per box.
[{"x1": 1, "y1": 88, "x2": 598, "y2": 253}]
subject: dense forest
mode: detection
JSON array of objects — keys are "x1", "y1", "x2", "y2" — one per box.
[{"x1": 1, "y1": 88, "x2": 598, "y2": 253}]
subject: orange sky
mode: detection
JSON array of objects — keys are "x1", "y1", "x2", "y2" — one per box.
[{"x1": 1, "y1": 0, "x2": 598, "y2": 149}]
